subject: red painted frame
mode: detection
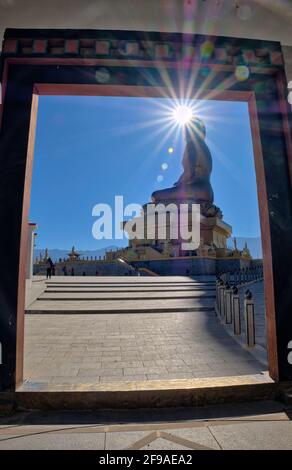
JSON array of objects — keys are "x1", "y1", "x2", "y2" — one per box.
[{"x1": 1, "y1": 24, "x2": 292, "y2": 390}]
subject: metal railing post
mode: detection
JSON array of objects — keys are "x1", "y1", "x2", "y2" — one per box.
[
  {"x1": 218, "y1": 280, "x2": 225, "y2": 318},
  {"x1": 224, "y1": 282, "x2": 232, "y2": 324},
  {"x1": 231, "y1": 286, "x2": 241, "y2": 335},
  {"x1": 244, "y1": 289, "x2": 255, "y2": 347},
  {"x1": 215, "y1": 276, "x2": 220, "y2": 313}
]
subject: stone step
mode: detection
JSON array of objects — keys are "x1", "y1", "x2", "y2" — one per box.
[
  {"x1": 29, "y1": 276, "x2": 217, "y2": 315},
  {"x1": 44, "y1": 287, "x2": 216, "y2": 293},
  {"x1": 38, "y1": 291, "x2": 216, "y2": 300},
  {"x1": 46, "y1": 282, "x2": 216, "y2": 287},
  {"x1": 13, "y1": 374, "x2": 276, "y2": 407},
  {"x1": 45, "y1": 275, "x2": 215, "y2": 283},
  {"x1": 26, "y1": 297, "x2": 215, "y2": 313},
  {"x1": 26, "y1": 306, "x2": 215, "y2": 314}
]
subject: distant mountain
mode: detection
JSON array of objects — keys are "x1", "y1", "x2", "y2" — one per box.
[
  {"x1": 35, "y1": 237, "x2": 263, "y2": 262},
  {"x1": 227, "y1": 237, "x2": 262, "y2": 259},
  {"x1": 34, "y1": 246, "x2": 119, "y2": 262}
]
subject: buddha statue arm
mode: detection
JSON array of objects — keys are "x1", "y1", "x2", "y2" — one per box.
[
  {"x1": 174, "y1": 171, "x2": 191, "y2": 186},
  {"x1": 174, "y1": 143, "x2": 193, "y2": 186}
]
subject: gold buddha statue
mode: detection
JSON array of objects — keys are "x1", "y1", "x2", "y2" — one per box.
[{"x1": 151, "y1": 117, "x2": 214, "y2": 205}]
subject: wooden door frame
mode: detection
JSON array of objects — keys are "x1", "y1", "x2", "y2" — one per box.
[{"x1": 0, "y1": 29, "x2": 291, "y2": 390}]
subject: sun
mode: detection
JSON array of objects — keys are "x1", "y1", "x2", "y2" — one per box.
[{"x1": 172, "y1": 105, "x2": 193, "y2": 126}]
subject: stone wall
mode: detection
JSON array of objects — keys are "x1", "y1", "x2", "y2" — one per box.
[
  {"x1": 34, "y1": 261, "x2": 137, "y2": 276},
  {"x1": 132, "y1": 258, "x2": 216, "y2": 276},
  {"x1": 132, "y1": 257, "x2": 254, "y2": 276},
  {"x1": 215, "y1": 258, "x2": 252, "y2": 273},
  {"x1": 34, "y1": 256, "x2": 256, "y2": 277}
]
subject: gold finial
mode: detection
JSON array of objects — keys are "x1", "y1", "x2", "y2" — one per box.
[
  {"x1": 68, "y1": 245, "x2": 80, "y2": 260},
  {"x1": 242, "y1": 241, "x2": 251, "y2": 258}
]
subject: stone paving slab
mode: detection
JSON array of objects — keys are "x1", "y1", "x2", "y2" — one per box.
[
  {"x1": 0, "y1": 433, "x2": 105, "y2": 450},
  {"x1": 25, "y1": 279, "x2": 46, "y2": 309},
  {"x1": 23, "y1": 276, "x2": 267, "y2": 387},
  {"x1": 209, "y1": 421, "x2": 292, "y2": 450},
  {"x1": 23, "y1": 311, "x2": 266, "y2": 386},
  {"x1": 0, "y1": 407, "x2": 291, "y2": 449}
]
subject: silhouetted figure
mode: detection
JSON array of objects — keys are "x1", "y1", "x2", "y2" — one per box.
[
  {"x1": 71, "y1": 267, "x2": 75, "y2": 276},
  {"x1": 151, "y1": 118, "x2": 214, "y2": 204},
  {"x1": 46, "y1": 257, "x2": 53, "y2": 279},
  {"x1": 82, "y1": 271, "x2": 86, "y2": 276},
  {"x1": 62, "y1": 266, "x2": 67, "y2": 276}
]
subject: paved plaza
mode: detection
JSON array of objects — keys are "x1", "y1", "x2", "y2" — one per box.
[
  {"x1": 23, "y1": 276, "x2": 267, "y2": 388},
  {"x1": 0, "y1": 401, "x2": 292, "y2": 449}
]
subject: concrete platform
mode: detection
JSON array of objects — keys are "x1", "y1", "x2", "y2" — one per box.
[
  {"x1": 23, "y1": 276, "x2": 267, "y2": 389},
  {"x1": 1, "y1": 400, "x2": 292, "y2": 450}
]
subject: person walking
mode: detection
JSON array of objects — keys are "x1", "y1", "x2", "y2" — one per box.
[{"x1": 46, "y1": 257, "x2": 53, "y2": 279}]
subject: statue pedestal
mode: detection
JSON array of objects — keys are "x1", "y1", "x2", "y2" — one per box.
[
  {"x1": 123, "y1": 201, "x2": 232, "y2": 259},
  {"x1": 200, "y1": 215, "x2": 232, "y2": 251},
  {"x1": 109, "y1": 201, "x2": 253, "y2": 275}
]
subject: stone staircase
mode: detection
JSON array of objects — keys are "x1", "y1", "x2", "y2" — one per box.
[{"x1": 26, "y1": 276, "x2": 216, "y2": 314}]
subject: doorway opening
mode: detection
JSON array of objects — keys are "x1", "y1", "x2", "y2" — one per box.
[{"x1": 23, "y1": 90, "x2": 268, "y2": 389}]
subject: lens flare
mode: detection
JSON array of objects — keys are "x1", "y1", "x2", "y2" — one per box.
[
  {"x1": 288, "y1": 81, "x2": 292, "y2": 105},
  {"x1": 236, "y1": 4, "x2": 252, "y2": 21},
  {"x1": 235, "y1": 65, "x2": 250, "y2": 82},
  {"x1": 200, "y1": 41, "x2": 215, "y2": 60},
  {"x1": 172, "y1": 105, "x2": 193, "y2": 126}
]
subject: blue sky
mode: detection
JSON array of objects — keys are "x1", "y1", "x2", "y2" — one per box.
[{"x1": 30, "y1": 95, "x2": 260, "y2": 250}]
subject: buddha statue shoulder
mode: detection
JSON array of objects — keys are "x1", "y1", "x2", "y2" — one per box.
[{"x1": 151, "y1": 117, "x2": 214, "y2": 205}]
